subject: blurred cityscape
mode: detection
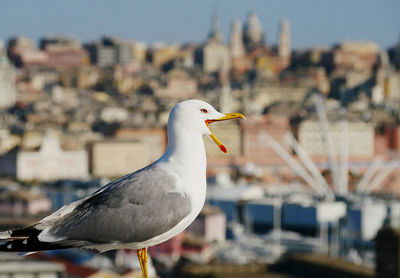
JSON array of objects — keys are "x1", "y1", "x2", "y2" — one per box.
[{"x1": 0, "y1": 9, "x2": 400, "y2": 278}]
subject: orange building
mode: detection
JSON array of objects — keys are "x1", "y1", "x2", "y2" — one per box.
[{"x1": 45, "y1": 45, "x2": 86, "y2": 69}]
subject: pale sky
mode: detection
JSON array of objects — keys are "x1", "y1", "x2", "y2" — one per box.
[{"x1": 0, "y1": 0, "x2": 399, "y2": 49}]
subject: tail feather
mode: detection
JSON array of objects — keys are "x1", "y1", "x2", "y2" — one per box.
[
  {"x1": 1, "y1": 226, "x2": 39, "y2": 240},
  {"x1": 0, "y1": 237, "x2": 72, "y2": 252},
  {"x1": 0, "y1": 230, "x2": 12, "y2": 240},
  {"x1": 0, "y1": 227, "x2": 81, "y2": 252}
]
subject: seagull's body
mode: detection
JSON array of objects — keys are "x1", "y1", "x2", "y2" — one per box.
[{"x1": 0, "y1": 100, "x2": 244, "y2": 278}]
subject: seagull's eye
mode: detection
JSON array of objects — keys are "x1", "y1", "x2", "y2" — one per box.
[{"x1": 201, "y1": 109, "x2": 208, "y2": 113}]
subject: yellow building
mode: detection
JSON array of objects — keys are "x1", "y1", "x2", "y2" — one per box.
[{"x1": 150, "y1": 45, "x2": 179, "y2": 67}]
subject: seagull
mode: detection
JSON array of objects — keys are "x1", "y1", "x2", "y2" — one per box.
[{"x1": 0, "y1": 100, "x2": 245, "y2": 278}]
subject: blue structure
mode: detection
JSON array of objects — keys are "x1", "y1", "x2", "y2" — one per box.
[
  {"x1": 282, "y1": 203, "x2": 318, "y2": 236},
  {"x1": 208, "y1": 199, "x2": 239, "y2": 222},
  {"x1": 244, "y1": 201, "x2": 275, "y2": 234}
]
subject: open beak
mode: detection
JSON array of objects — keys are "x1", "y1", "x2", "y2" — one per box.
[{"x1": 205, "y1": 113, "x2": 245, "y2": 153}]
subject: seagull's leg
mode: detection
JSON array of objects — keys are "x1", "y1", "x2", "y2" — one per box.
[{"x1": 137, "y1": 248, "x2": 148, "y2": 278}]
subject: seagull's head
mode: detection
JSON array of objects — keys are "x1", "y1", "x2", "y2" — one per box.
[{"x1": 169, "y1": 100, "x2": 245, "y2": 153}]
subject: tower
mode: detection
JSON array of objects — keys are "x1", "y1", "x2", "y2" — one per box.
[
  {"x1": 230, "y1": 19, "x2": 245, "y2": 58},
  {"x1": 278, "y1": 19, "x2": 291, "y2": 59},
  {"x1": 203, "y1": 12, "x2": 230, "y2": 73},
  {"x1": 208, "y1": 13, "x2": 223, "y2": 43},
  {"x1": 243, "y1": 11, "x2": 265, "y2": 51}
]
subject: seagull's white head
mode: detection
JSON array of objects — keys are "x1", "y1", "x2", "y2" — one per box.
[{"x1": 168, "y1": 100, "x2": 245, "y2": 153}]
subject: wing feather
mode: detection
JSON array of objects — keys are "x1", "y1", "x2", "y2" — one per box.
[{"x1": 43, "y1": 164, "x2": 192, "y2": 244}]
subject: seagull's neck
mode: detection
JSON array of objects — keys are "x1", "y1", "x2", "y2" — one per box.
[{"x1": 159, "y1": 123, "x2": 207, "y2": 178}]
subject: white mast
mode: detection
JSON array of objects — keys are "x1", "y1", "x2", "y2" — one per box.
[
  {"x1": 364, "y1": 160, "x2": 399, "y2": 194},
  {"x1": 313, "y1": 94, "x2": 341, "y2": 193},
  {"x1": 284, "y1": 132, "x2": 334, "y2": 199},
  {"x1": 261, "y1": 131, "x2": 326, "y2": 196},
  {"x1": 356, "y1": 157, "x2": 383, "y2": 193}
]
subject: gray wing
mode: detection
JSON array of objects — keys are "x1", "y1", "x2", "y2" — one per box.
[{"x1": 47, "y1": 164, "x2": 192, "y2": 244}]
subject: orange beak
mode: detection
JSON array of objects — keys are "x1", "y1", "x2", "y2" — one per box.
[{"x1": 205, "y1": 113, "x2": 245, "y2": 153}]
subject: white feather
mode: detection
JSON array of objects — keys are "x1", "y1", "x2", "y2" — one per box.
[{"x1": 0, "y1": 230, "x2": 11, "y2": 240}]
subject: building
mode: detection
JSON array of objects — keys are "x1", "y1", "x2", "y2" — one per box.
[
  {"x1": 86, "y1": 36, "x2": 132, "y2": 67},
  {"x1": 243, "y1": 11, "x2": 265, "y2": 51},
  {"x1": 291, "y1": 47, "x2": 335, "y2": 74},
  {"x1": 252, "y1": 84, "x2": 310, "y2": 107},
  {"x1": 39, "y1": 36, "x2": 81, "y2": 50},
  {"x1": 207, "y1": 185, "x2": 264, "y2": 222},
  {"x1": 45, "y1": 45, "x2": 86, "y2": 69},
  {"x1": 148, "y1": 45, "x2": 180, "y2": 67},
  {"x1": 374, "y1": 123, "x2": 400, "y2": 156},
  {"x1": 0, "y1": 148, "x2": 17, "y2": 178},
  {"x1": 333, "y1": 41, "x2": 379, "y2": 72},
  {"x1": 87, "y1": 43, "x2": 114, "y2": 67},
  {"x1": 278, "y1": 19, "x2": 291, "y2": 60},
  {"x1": 244, "y1": 199, "x2": 276, "y2": 234},
  {"x1": 89, "y1": 140, "x2": 152, "y2": 178},
  {"x1": 280, "y1": 68, "x2": 330, "y2": 93},
  {"x1": 0, "y1": 256, "x2": 65, "y2": 278},
  {"x1": 201, "y1": 13, "x2": 231, "y2": 73},
  {"x1": 208, "y1": 12, "x2": 223, "y2": 43},
  {"x1": 155, "y1": 68, "x2": 198, "y2": 98},
  {"x1": 40, "y1": 36, "x2": 86, "y2": 69},
  {"x1": 241, "y1": 114, "x2": 290, "y2": 165},
  {"x1": 230, "y1": 19, "x2": 250, "y2": 74},
  {"x1": 132, "y1": 41, "x2": 148, "y2": 63},
  {"x1": 298, "y1": 120, "x2": 375, "y2": 159},
  {"x1": 149, "y1": 231, "x2": 213, "y2": 264},
  {"x1": 389, "y1": 41, "x2": 400, "y2": 70},
  {"x1": 7, "y1": 37, "x2": 35, "y2": 62},
  {"x1": 248, "y1": 47, "x2": 290, "y2": 76},
  {"x1": 203, "y1": 42, "x2": 230, "y2": 73},
  {"x1": 17, "y1": 132, "x2": 89, "y2": 181},
  {"x1": 247, "y1": 18, "x2": 293, "y2": 75},
  {"x1": 148, "y1": 232, "x2": 184, "y2": 259},
  {"x1": 100, "y1": 107, "x2": 129, "y2": 123},
  {"x1": 7, "y1": 37, "x2": 48, "y2": 68},
  {"x1": 382, "y1": 71, "x2": 400, "y2": 101},
  {"x1": 0, "y1": 54, "x2": 17, "y2": 109},
  {"x1": 0, "y1": 189, "x2": 52, "y2": 215},
  {"x1": 0, "y1": 129, "x2": 20, "y2": 154},
  {"x1": 348, "y1": 201, "x2": 387, "y2": 241},
  {"x1": 114, "y1": 128, "x2": 166, "y2": 162},
  {"x1": 186, "y1": 205, "x2": 227, "y2": 243},
  {"x1": 230, "y1": 19, "x2": 246, "y2": 58}
]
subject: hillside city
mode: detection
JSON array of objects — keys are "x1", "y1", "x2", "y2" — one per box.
[{"x1": 1, "y1": 10, "x2": 400, "y2": 278}]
